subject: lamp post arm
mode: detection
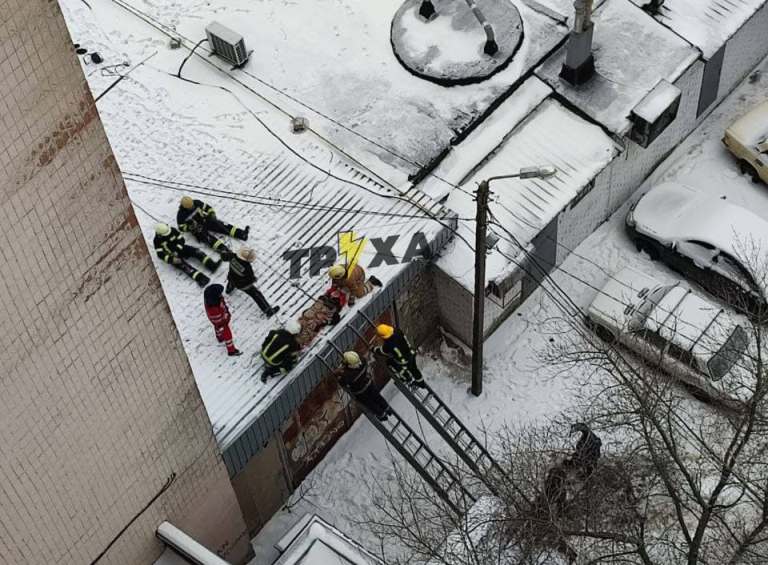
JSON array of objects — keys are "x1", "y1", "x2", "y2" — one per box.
[{"x1": 484, "y1": 173, "x2": 523, "y2": 184}]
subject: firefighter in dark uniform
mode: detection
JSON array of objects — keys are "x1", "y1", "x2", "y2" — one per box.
[
  {"x1": 566, "y1": 422, "x2": 602, "y2": 478},
  {"x1": 226, "y1": 247, "x2": 279, "y2": 317},
  {"x1": 176, "y1": 196, "x2": 249, "y2": 259},
  {"x1": 373, "y1": 324, "x2": 426, "y2": 388},
  {"x1": 260, "y1": 320, "x2": 302, "y2": 383},
  {"x1": 153, "y1": 223, "x2": 219, "y2": 286},
  {"x1": 337, "y1": 351, "x2": 393, "y2": 421}
]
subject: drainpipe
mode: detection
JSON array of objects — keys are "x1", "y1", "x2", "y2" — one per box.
[{"x1": 559, "y1": 0, "x2": 596, "y2": 85}]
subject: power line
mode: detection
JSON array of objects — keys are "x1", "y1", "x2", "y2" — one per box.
[
  {"x1": 123, "y1": 172, "x2": 467, "y2": 221},
  {"x1": 104, "y1": 0, "x2": 468, "y2": 204}
]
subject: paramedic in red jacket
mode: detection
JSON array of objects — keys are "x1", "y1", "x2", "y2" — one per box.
[{"x1": 204, "y1": 284, "x2": 242, "y2": 357}]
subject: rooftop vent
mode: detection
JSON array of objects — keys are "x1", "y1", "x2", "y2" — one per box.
[
  {"x1": 205, "y1": 22, "x2": 250, "y2": 68},
  {"x1": 629, "y1": 79, "x2": 681, "y2": 148},
  {"x1": 560, "y1": 0, "x2": 596, "y2": 86}
]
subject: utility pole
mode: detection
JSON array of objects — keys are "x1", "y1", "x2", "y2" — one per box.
[
  {"x1": 471, "y1": 180, "x2": 491, "y2": 397},
  {"x1": 470, "y1": 166, "x2": 557, "y2": 398}
]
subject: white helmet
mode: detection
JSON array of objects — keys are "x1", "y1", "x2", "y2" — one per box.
[
  {"x1": 155, "y1": 223, "x2": 171, "y2": 236},
  {"x1": 285, "y1": 319, "x2": 302, "y2": 335},
  {"x1": 342, "y1": 351, "x2": 361, "y2": 367},
  {"x1": 237, "y1": 247, "x2": 256, "y2": 263}
]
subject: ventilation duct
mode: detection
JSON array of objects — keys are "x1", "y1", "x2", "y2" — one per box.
[{"x1": 559, "y1": 0, "x2": 596, "y2": 85}]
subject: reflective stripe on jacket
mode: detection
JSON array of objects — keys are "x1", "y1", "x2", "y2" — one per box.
[{"x1": 260, "y1": 330, "x2": 299, "y2": 366}]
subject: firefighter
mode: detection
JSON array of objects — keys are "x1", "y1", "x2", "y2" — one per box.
[
  {"x1": 337, "y1": 351, "x2": 393, "y2": 421},
  {"x1": 226, "y1": 247, "x2": 280, "y2": 317},
  {"x1": 373, "y1": 324, "x2": 426, "y2": 388},
  {"x1": 260, "y1": 319, "x2": 302, "y2": 383},
  {"x1": 328, "y1": 264, "x2": 382, "y2": 305},
  {"x1": 566, "y1": 422, "x2": 602, "y2": 478},
  {"x1": 203, "y1": 284, "x2": 242, "y2": 356},
  {"x1": 153, "y1": 223, "x2": 219, "y2": 286},
  {"x1": 176, "y1": 196, "x2": 249, "y2": 259}
]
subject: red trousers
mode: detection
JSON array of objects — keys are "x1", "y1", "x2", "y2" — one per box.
[{"x1": 214, "y1": 324, "x2": 236, "y2": 354}]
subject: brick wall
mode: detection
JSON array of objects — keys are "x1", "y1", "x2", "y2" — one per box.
[
  {"x1": 0, "y1": 2, "x2": 249, "y2": 563},
  {"x1": 434, "y1": 265, "x2": 475, "y2": 345},
  {"x1": 395, "y1": 267, "x2": 440, "y2": 347}
]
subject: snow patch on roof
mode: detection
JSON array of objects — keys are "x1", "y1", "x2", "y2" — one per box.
[
  {"x1": 633, "y1": 79, "x2": 681, "y2": 124},
  {"x1": 537, "y1": 0, "x2": 698, "y2": 135},
  {"x1": 419, "y1": 77, "x2": 553, "y2": 201},
  {"x1": 437, "y1": 98, "x2": 619, "y2": 290},
  {"x1": 629, "y1": 0, "x2": 766, "y2": 59}
]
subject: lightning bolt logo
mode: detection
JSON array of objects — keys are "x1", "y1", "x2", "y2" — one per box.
[{"x1": 338, "y1": 231, "x2": 368, "y2": 273}]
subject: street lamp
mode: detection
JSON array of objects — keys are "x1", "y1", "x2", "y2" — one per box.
[{"x1": 471, "y1": 165, "x2": 557, "y2": 397}]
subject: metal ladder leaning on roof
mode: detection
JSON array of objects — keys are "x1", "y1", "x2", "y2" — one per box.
[
  {"x1": 388, "y1": 378, "x2": 509, "y2": 497},
  {"x1": 352, "y1": 311, "x2": 511, "y2": 496},
  {"x1": 317, "y1": 351, "x2": 476, "y2": 517}
]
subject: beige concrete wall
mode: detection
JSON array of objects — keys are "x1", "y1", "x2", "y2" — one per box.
[{"x1": 0, "y1": 2, "x2": 249, "y2": 564}]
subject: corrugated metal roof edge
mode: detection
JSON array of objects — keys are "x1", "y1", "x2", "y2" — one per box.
[
  {"x1": 654, "y1": 0, "x2": 767, "y2": 62},
  {"x1": 222, "y1": 217, "x2": 458, "y2": 477}
]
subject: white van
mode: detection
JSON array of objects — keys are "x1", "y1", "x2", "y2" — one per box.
[{"x1": 586, "y1": 267, "x2": 750, "y2": 409}]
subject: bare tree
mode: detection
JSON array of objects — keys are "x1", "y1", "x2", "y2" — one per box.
[{"x1": 359, "y1": 248, "x2": 768, "y2": 564}]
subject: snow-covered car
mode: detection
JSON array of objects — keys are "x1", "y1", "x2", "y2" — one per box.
[
  {"x1": 723, "y1": 99, "x2": 768, "y2": 184},
  {"x1": 626, "y1": 182, "x2": 768, "y2": 313},
  {"x1": 586, "y1": 267, "x2": 751, "y2": 407}
]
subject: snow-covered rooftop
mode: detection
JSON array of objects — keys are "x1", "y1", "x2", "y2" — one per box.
[
  {"x1": 274, "y1": 515, "x2": 383, "y2": 565},
  {"x1": 82, "y1": 0, "x2": 569, "y2": 184},
  {"x1": 437, "y1": 98, "x2": 619, "y2": 289},
  {"x1": 537, "y1": 0, "x2": 699, "y2": 135},
  {"x1": 58, "y1": 0, "x2": 448, "y2": 447},
  {"x1": 419, "y1": 76, "x2": 553, "y2": 202},
  {"x1": 629, "y1": 0, "x2": 766, "y2": 59}
]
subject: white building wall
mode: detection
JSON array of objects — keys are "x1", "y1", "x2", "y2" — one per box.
[
  {"x1": 605, "y1": 59, "x2": 705, "y2": 212},
  {"x1": 718, "y1": 2, "x2": 768, "y2": 101}
]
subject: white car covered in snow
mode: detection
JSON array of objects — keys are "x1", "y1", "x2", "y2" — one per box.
[
  {"x1": 586, "y1": 267, "x2": 751, "y2": 408},
  {"x1": 723, "y1": 99, "x2": 768, "y2": 185},
  {"x1": 626, "y1": 182, "x2": 768, "y2": 314}
]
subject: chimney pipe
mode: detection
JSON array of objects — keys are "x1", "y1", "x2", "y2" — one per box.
[{"x1": 560, "y1": 0, "x2": 596, "y2": 86}]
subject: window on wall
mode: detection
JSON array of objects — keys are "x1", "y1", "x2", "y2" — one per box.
[{"x1": 697, "y1": 45, "x2": 725, "y2": 117}]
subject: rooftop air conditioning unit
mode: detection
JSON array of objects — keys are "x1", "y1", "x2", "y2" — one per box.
[
  {"x1": 629, "y1": 79, "x2": 681, "y2": 148},
  {"x1": 205, "y1": 22, "x2": 250, "y2": 68}
]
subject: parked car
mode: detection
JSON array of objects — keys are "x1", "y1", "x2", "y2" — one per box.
[
  {"x1": 626, "y1": 182, "x2": 768, "y2": 314},
  {"x1": 586, "y1": 266, "x2": 751, "y2": 408},
  {"x1": 723, "y1": 99, "x2": 768, "y2": 184}
]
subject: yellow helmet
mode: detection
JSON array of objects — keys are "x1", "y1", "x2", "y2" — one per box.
[
  {"x1": 180, "y1": 196, "x2": 194, "y2": 209},
  {"x1": 342, "y1": 351, "x2": 361, "y2": 367},
  {"x1": 328, "y1": 265, "x2": 346, "y2": 279},
  {"x1": 154, "y1": 223, "x2": 171, "y2": 236},
  {"x1": 377, "y1": 324, "x2": 394, "y2": 339}
]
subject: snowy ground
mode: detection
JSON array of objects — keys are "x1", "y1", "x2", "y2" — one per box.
[{"x1": 251, "y1": 55, "x2": 768, "y2": 563}]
